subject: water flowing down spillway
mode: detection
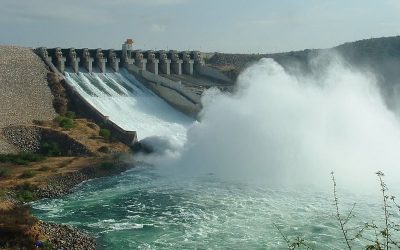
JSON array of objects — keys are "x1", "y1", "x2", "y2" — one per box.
[{"x1": 64, "y1": 69, "x2": 193, "y2": 144}]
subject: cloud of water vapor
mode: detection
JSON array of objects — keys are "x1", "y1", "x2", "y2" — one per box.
[{"x1": 165, "y1": 55, "x2": 400, "y2": 189}]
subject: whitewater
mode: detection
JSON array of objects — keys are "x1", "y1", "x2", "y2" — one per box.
[{"x1": 32, "y1": 58, "x2": 400, "y2": 249}]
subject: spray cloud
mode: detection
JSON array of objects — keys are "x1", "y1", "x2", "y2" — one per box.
[{"x1": 154, "y1": 55, "x2": 400, "y2": 189}]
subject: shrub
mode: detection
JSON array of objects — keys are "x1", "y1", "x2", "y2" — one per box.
[
  {"x1": 0, "y1": 152, "x2": 44, "y2": 165},
  {"x1": 99, "y1": 128, "x2": 111, "y2": 140},
  {"x1": 0, "y1": 168, "x2": 12, "y2": 178},
  {"x1": 65, "y1": 111, "x2": 76, "y2": 119},
  {"x1": 15, "y1": 184, "x2": 38, "y2": 202},
  {"x1": 54, "y1": 115, "x2": 75, "y2": 129},
  {"x1": 41, "y1": 141, "x2": 61, "y2": 156},
  {"x1": 19, "y1": 170, "x2": 36, "y2": 179},
  {"x1": 15, "y1": 190, "x2": 37, "y2": 202}
]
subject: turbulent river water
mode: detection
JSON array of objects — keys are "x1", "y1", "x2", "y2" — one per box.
[
  {"x1": 31, "y1": 167, "x2": 390, "y2": 249},
  {"x1": 32, "y1": 59, "x2": 400, "y2": 249}
]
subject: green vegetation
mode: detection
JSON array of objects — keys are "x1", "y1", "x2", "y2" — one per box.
[
  {"x1": 0, "y1": 152, "x2": 45, "y2": 165},
  {"x1": 99, "y1": 128, "x2": 111, "y2": 140},
  {"x1": 0, "y1": 168, "x2": 12, "y2": 178},
  {"x1": 15, "y1": 184, "x2": 38, "y2": 202},
  {"x1": 65, "y1": 111, "x2": 76, "y2": 119},
  {"x1": 19, "y1": 170, "x2": 36, "y2": 179},
  {"x1": 41, "y1": 141, "x2": 61, "y2": 156},
  {"x1": 54, "y1": 115, "x2": 75, "y2": 129}
]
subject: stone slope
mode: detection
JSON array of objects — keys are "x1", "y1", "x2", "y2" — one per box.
[{"x1": 0, "y1": 45, "x2": 56, "y2": 153}]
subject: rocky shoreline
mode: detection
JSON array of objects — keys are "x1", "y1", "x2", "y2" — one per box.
[
  {"x1": 38, "y1": 221, "x2": 96, "y2": 250},
  {"x1": 37, "y1": 160, "x2": 133, "y2": 198},
  {"x1": 32, "y1": 160, "x2": 135, "y2": 249}
]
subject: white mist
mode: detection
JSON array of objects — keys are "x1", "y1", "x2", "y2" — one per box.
[{"x1": 167, "y1": 56, "x2": 400, "y2": 190}]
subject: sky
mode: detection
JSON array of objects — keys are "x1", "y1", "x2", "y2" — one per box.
[{"x1": 0, "y1": 0, "x2": 399, "y2": 53}]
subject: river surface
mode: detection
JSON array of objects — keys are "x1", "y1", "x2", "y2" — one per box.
[{"x1": 31, "y1": 166, "x2": 389, "y2": 249}]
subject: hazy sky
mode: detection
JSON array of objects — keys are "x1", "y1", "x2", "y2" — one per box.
[{"x1": 1, "y1": 0, "x2": 399, "y2": 53}]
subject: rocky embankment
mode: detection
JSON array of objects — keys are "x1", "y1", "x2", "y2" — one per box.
[
  {"x1": 39, "y1": 222, "x2": 96, "y2": 250},
  {"x1": 0, "y1": 46, "x2": 55, "y2": 153},
  {"x1": 38, "y1": 161, "x2": 133, "y2": 198}
]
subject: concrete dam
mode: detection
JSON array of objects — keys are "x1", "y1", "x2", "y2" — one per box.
[{"x1": 35, "y1": 40, "x2": 232, "y2": 146}]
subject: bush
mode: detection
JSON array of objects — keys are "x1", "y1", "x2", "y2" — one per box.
[
  {"x1": 0, "y1": 168, "x2": 12, "y2": 178},
  {"x1": 65, "y1": 111, "x2": 76, "y2": 119},
  {"x1": 15, "y1": 190, "x2": 37, "y2": 202},
  {"x1": 19, "y1": 170, "x2": 36, "y2": 179},
  {"x1": 99, "y1": 128, "x2": 111, "y2": 140},
  {"x1": 41, "y1": 142, "x2": 61, "y2": 156},
  {"x1": 54, "y1": 115, "x2": 75, "y2": 129},
  {"x1": 15, "y1": 184, "x2": 38, "y2": 202},
  {"x1": 0, "y1": 152, "x2": 45, "y2": 165}
]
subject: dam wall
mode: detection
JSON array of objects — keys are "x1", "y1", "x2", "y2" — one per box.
[
  {"x1": 36, "y1": 42, "x2": 232, "y2": 119},
  {"x1": 35, "y1": 48, "x2": 138, "y2": 146}
]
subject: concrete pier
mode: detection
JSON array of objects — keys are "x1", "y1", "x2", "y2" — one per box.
[
  {"x1": 192, "y1": 50, "x2": 204, "y2": 72},
  {"x1": 82, "y1": 48, "x2": 94, "y2": 73},
  {"x1": 55, "y1": 48, "x2": 66, "y2": 74},
  {"x1": 181, "y1": 51, "x2": 194, "y2": 75},
  {"x1": 169, "y1": 50, "x2": 182, "y2": 75},
  {"x1": 95, "y1": 49, "x2": 107, "y2": 73},
  {"x1": 108, "y1": 49, "x2": 120, "y2": 72},
  {"x1": 157, "y1": 50, "x2": 171, "y2": 75},
  {"x1": 145, "y1": 50, "x2": 159, "y2": 75},
  {"x1": 68, "y1": 48, "x2": 80, "y2": 73},
  {"x1": 133, "y1": 50, "x2": 147, "y2": 71},
  {"x1": 38, "y1": 47, "x2": 51, "y2": 62}
]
